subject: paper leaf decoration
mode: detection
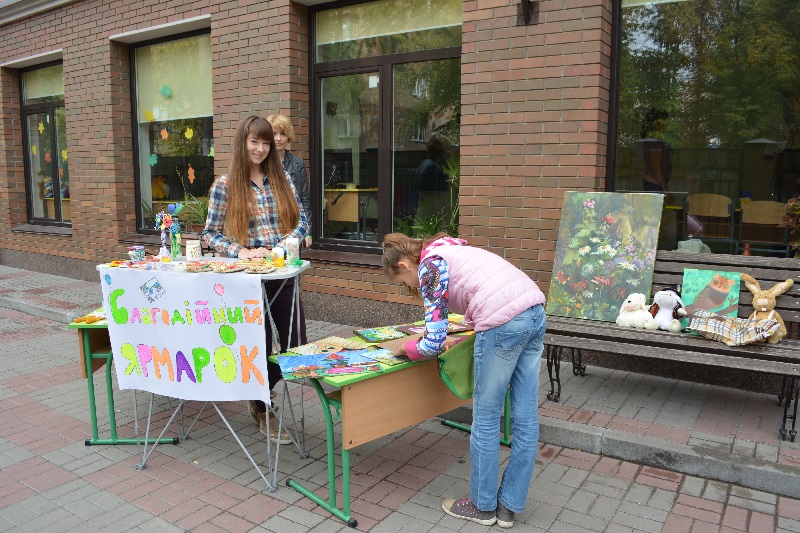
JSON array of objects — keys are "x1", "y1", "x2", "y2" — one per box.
[
  {"x1": 184, "y1": 127, "x2": 194, "y2": 139},
  {"x1": 31, "y1": 145, "x2": 37, "y2": 155},
  {"x1": 38, "y1": 121, "x2": 44, "y2": 134},
  {"x1": 209, "y1": 146, "x2": 215, "y2": 157},
  {"x1": 61, "y1": 149, "x2": 68, "y2": 162},
  {"x1": 59, "y1": 168, "x2": 64, "y2": 177},
  {"x1": 148, "y1": 153, "x2": 158, "y2": 166},
  {"x1": 144, "y1": 110, "x2": 155, "y2": 122},
  {"x1": 44, "y1": 152, "x2": 51, "y2": 163},
  {"x1": 160, "y1": 128, "x2": 168, "y2": 140},
  {"x1": 159, "y1": 85, "x2": 172, "y2": 98},
  {"x1": 187, "y1": 164, "x2": 195, "y2": 184}
]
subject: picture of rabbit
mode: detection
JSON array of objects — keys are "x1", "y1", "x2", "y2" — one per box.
[{"x1": 739, "y1": 274, "x2": 794, "y2": 344}]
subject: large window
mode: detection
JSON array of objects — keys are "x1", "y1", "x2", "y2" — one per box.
[
  {"x1": 133, "y1": 33, "x2": 214, "y2": 232},
  {"x1": 314, "y1": 0, "x2": 461, "y2": 250},
  {"x1": 22, "y1": 64, "x2": 69, "y2": 225},
  {"x1": 612, "y1": 0, "x2": 800, "y2": 256}
]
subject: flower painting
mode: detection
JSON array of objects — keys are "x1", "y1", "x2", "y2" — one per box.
[{"x1": 546, "y1": 192, "x2": 663, "y2": 322}]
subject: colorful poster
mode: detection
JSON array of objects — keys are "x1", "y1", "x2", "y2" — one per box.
[
  {"x1": 546, "y1": 191, "x2": 663, "y2": 322},
  {"x1": 682, "y1": 269, "x2": 741, "y2": 319},
  {"x1": 100, "y1": 268, "x2": 269, "y2": 402},
  {"x1": 278, "y1": 349, "x2": 386, "y2": 380}
]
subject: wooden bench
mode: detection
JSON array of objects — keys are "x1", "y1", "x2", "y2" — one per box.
[{"x1": 544, "y1": 250, "x2": 800, "y2": 442}]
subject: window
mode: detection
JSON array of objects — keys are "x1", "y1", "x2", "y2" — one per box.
[
  {"x1": 133, "y1": 33, "x2": 214, "y2": 232},
  {"x1": 611, "y1": 0, "x2": 800, "y2": 256},
  {"x1": 22, "y1": 63, "x2": 69, "y2": 225},
  {"x1": 314, "y1": 0, "x2": 461, "y2": 250}
]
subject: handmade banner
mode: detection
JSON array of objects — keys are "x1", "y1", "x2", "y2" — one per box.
[{"x1": 99, "y1": 268, "x2": 269, "y2": 402}]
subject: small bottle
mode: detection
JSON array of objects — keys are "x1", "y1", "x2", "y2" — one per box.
[{"x1": 741, "y1": 243, "x2": 752, "y2": 256}]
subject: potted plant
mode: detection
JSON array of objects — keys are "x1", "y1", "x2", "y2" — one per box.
[{"x1": 779, "y1": 195, "x2": 800, "y2": 256}]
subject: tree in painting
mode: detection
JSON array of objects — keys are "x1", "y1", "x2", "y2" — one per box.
[{"x1": 547, "y1": 192, "x2": 663, "y2": 322}]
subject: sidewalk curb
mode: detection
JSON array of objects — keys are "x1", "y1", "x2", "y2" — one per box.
[
  {"x1": 0, "y1": 296, "x2": 88, "y2": 324},
  {"x1": 540, "y1": 417, "x2": 800, "y2": 499}
]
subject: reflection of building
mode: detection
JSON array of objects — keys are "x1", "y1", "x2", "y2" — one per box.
[{"x1": 0, "y1": 0, "x2": 798, "y2": 324}]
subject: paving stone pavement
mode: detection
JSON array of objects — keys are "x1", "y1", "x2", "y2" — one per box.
[{"x1": 0, "y1": 264, "x2": 798, "y2": 532}]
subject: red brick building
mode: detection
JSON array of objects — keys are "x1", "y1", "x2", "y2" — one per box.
[{"x1": 1, "y1": 0, "x2": 797, "y2": 323}]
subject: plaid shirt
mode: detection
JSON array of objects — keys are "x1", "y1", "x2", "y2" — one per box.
[{"x1": 202, "y1": 174, "x2": 309, "y2": 258}]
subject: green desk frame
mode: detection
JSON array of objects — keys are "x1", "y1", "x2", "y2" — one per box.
[
  {"x1": 280, "y1": 356, "x2": 510, "y2": 528},
  {"x1": 68, "y1": 321, "x2": 173, "y2": 446}
]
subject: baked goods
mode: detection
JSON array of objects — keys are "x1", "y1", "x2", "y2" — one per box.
[{"x1": 245, "y1": 264, "x2": 276, "y2": 274}]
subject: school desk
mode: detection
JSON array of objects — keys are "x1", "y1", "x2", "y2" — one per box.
[
  {"x1": 274, "y1": 340, "x2": 513, "y2": 528},
  {"x1": 68, "y1": 317, "x2": 170, "y2": 446}
]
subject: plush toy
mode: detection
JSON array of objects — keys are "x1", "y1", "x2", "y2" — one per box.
[
  {"x1": 42, "y1": 176, "x2": 54, "y2": 198},
  {"x1": 151, "y1": 176, "x2": 169, "y2": 200},
  {"x1": 648, "y1": 288, "x2": 687, "y2": 332},
  {"x1": 616, "y1": 293, "x2": 653, "y2": 328},
  {"x1": 740, "y1": 274, "x2": 793, "y2": 344}
]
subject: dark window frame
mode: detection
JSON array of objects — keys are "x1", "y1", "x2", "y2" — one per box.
[
  {"x1": 605, "y1": 0, "x2": 623, "y2": 192},
  {"x1": 129, "y1": 28, "x2": 212, "y2": 234},
  {"x1": 20, "y1": 60, "x2": 69, "y2": 227},
  {"x1": 309, "y1": 0, "x2": 461, "y2": 255}
]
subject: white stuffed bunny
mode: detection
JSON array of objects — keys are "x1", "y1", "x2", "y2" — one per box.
[
  {"x1": 648, "y1": 289, "x2": 687, "y2": 333},
  {"x1": 616, "y1": 293, "x2": 654, "y2": 328}
]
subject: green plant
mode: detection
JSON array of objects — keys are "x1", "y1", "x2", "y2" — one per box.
[
  {"x1": 779, "y1": 195, "x2": 800, "y2": 254},
  {"x1": 141, "y1": 200, "x2": 156, "y2": 230},
  {"x1": 175, "y1": 168, "x2": 209, "y2": 229},
  {"x1": 411, "y1": 211, "x2": 449, "y2": 238},
  {"x1": 181, "y1": 193, "x2": 209, "y2": 227}
]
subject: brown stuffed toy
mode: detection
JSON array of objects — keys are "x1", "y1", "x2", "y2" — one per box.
[{"x1": 740, "y1": 274, "x2": 793, "y2": 344}]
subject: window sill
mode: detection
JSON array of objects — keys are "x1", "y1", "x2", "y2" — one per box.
[
  {"x1": 12, "y1": 224, "x2": 72, "y2": 236},
  {"x1": 303, "y1": 248, "x2": 383, "y2": 268},
  {"x1": 119, "y1": 233, "x2": 162, "y2": 246}
]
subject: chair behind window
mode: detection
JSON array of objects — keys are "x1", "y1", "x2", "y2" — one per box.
[
  {"x1": 736, "y1": 200, "x2": 790, "y2": 257},
  {"x1": 685, "y1": 193, "x2": 735, "y2": 254}
]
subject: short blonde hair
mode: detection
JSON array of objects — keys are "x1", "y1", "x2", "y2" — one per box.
[{"x1": 266, "y1": 114, "x2": 296, "y2": 144}]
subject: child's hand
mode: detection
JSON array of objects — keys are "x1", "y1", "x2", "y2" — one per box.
[{"x1": 378, "y1": 334, "x2": 422, "y2": 356}]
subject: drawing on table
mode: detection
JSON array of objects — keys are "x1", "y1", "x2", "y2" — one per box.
[{"x1": 278, "y1": 348, "x2": 390, "y2": 380}]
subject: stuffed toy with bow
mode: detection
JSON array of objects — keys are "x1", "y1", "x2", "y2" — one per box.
[
  {"x1": 740, "y1": 274, "x2": 793, "y2": 344},
  {"x1": 648, "y1": 288, "x2": 687, "y2": 333}
]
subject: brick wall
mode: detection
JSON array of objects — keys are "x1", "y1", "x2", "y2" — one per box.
[
  {"x1": 459, "y1": 0, "x2": 612, "y2": 295},
  {"x1": 0, "y1": 0, "x2": 613, "y2": 310}
]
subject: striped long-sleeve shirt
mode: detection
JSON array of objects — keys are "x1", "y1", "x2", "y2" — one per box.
[{"x1": 405, "y1": 255, "x2": 450, "y2": 360}]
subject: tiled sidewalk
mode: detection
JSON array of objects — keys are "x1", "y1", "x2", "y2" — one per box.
[{"x1": 0, "y1": 264, "x2": 798, "y2": 531}]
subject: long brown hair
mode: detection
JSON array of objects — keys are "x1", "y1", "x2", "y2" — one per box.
[
  {"x1": 381, "y1": 232, "x2": 451, "y2": 277},
  {"x1": 223, "y1": 116, "x2": 300, "y2": 244}
]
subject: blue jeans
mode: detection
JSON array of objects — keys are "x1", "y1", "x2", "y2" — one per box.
[{"x1": 470, "y1": 304, "x2": 545, "y2": 513}]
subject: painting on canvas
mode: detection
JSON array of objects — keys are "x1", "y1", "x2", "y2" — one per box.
[
  {"x1": 546, "y1": 191, "x2": 663, "y2": 322},
  {"x1": 681, "y1": 269, "x2": 741, "y2": 319}
]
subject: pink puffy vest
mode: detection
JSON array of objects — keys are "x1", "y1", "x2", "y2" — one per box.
[{"x1": 421, "y1": 243, "x2": 546, "y2": 332}]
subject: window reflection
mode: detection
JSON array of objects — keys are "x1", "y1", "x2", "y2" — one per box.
[{"x1": 614, "y1": 0, "x2": 800, "y2": 256}]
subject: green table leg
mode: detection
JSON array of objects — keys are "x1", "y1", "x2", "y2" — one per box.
[
  {"x1": 82, "y1": 329, "x2": 174, "y2": 447},
  {"x1": 441, "y1": 388, "x2": 512, "y2": 446},
  {"x1": 286, "y1": 379, "x2": 358, "y2": 528}
]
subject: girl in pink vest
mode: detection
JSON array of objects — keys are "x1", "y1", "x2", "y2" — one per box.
[{"x1": 381, "y1": 232, "x2": 546, "y2": 528}]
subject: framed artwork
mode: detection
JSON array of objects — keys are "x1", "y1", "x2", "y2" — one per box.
[
  {"x1": 546, "y1": 191, "x2": 663, "y2": 322},
  {"x1": 681, "y1": 269, "x2": 741, "y2": 319}
]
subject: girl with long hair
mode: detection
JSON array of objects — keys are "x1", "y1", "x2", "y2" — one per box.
[{"x1": 202, "y1": 115, "x2": 309, "y2": 444}]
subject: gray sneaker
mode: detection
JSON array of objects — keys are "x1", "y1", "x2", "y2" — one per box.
[
  {"x1": 496, "y1": 502, "x2": 514, "y2": 528},
  {"x1": 442, "y1": 497, "x2": 496, "y2": 526}
]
